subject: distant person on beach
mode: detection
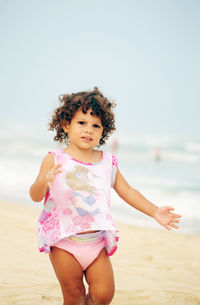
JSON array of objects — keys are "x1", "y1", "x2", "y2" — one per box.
[
  {"x1": 29, "y1": 87, "x2": 181, "y2": 305},
  {"x1": 155, "y1": 146, "x2": 162, "y2": 161}
]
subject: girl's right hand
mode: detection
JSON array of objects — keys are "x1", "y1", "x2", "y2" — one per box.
[{"x1": 46, "y1": 164, "x2": 62, "y2": 190}]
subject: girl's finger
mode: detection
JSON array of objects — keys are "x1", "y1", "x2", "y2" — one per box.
[
  {"x1": 164, "y1": 225, "x2": 171, "y2": 231},
  {"x1": 54, "y1": 163, "x2": 62, "y2": 170},
  {"x1": 54, "y1": 169, "x2": 62, "y2": 174},
  {"x1": 52, "y1": 164, "x2": 62, "y2": 174},
  {"x1": 172, "y1": 213, "x2": 182, "y2": 218},
  {"x1": 48, "y1": 164, "x2": 62, "y2": 174},
  {"x1": 54, "y1": 169, "x2": 62, "y2": 176},
  {"x1": 172, "y1": 218, "x2": 180, "y2": 223},
  {"x1": 46, "y1": 172, "x2": 54, "y2": 180},
  {"x1": 170, "y1": 223, "x2": 179, "y2": 229},
  {"x1": 165, "y1": 206, "x2": 174, "y2": 211}
]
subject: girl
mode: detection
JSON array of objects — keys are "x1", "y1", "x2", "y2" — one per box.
[{"x1": 30, "y1": 87, "x2": 181, "y2": 305}]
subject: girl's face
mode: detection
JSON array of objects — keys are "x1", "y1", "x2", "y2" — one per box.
[{"x1": 63, "y1": 108, "x2": 103, "y2": 151}]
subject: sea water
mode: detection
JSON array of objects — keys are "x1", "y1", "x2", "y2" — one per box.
[{"x1": 0, "y1": 122, "x2": 200, "y2": 233}]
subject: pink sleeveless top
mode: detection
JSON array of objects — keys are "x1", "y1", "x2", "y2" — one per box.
[{"x1": 37, "y1": 149, "x2": 119, "y2": 256}]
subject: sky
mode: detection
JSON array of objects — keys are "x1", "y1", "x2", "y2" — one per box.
[{"x1": 0, "y1": 0, "x2": 200, "y2": 137}]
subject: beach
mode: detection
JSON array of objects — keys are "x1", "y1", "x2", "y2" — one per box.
[{"x1": 1, "y1": 200, "x2": 200, "y2": 305}]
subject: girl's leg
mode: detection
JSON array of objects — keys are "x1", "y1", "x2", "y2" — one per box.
[
  {"x1": 49, "y1": 246, "x2": 86, "y2": 305},
  {"x1": 84, "y1": 248, "x2": 115, "y2": 305}
]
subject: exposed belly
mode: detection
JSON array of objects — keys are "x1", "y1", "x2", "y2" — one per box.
[{"x1": 77, "y1": 230, "x2": 99, "y2": 235}]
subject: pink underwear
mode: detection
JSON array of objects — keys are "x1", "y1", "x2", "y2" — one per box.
[{"x1": 52, "y1": 231, "x2": 106, "y2": 270}]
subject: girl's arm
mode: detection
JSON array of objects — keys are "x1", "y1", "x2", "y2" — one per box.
[
  {"x1": 113, "y1": 168, "x2": 181, "y2": 230},
  {"x1": 29, "y1": 153, "x2": 61, "y2": 202}
]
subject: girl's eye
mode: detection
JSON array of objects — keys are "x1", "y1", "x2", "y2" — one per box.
[
  {"x1": 93, "y1": 124, "x2": 100, "y2": 128},
  {"x1": 78, "y1": 121, "x2": 85, "y2": 125}
]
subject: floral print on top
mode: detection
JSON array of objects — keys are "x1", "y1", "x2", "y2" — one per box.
[{"x1": 37, "y1": 150, "x2": 119, "y2": 255}]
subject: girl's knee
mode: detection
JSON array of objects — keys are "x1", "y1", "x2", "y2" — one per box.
[
  {"x1": 63, "y1": 283, "x2": 84, "y2": 296},
  {"x1": 61, "y1": 281, "x2": 85, "y2": 303},
  {"x1": 89, "y1": 285, "x2": 115, "y2": 305}
]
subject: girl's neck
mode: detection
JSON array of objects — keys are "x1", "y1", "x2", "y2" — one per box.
[{"x1": 64, "y1": 146, "x2": 102, "y2": 163}]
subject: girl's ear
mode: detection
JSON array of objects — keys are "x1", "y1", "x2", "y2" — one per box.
[
  {"x1": 62, "y1": 120, "x2": 69, "y2": 133},
  {"x1": 63, "y1": 126, "x2": 68, "y2": 133}
]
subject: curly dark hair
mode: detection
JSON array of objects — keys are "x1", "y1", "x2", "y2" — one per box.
[{"x1": 49, "y1": 87, "x2": 116, "y2": 146}]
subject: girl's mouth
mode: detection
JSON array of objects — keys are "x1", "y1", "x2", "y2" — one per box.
[{"x1": 81, "y1": 136, "x2": 93, "y2": 142}]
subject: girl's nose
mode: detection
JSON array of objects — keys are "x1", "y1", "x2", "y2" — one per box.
[{"x1": 85, "y1": 124, "x2": 92, "y2": 133}]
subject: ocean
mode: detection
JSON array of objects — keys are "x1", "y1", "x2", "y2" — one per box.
[{"x1": 1, "y1": 122, "x2": 200, "y2": 233}]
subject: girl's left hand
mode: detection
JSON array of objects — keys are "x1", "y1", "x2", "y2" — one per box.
[{"x1": 154, "y1": 206, "x2": 182, "y2": 230}]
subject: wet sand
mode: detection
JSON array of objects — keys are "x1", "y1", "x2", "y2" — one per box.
[{"x1": 1, "y1": 200, "x2": 200, "y2": 305}]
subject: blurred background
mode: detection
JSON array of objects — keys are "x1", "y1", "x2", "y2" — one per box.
[{"x1": 0, "y1": 0, "x2": 200, "y2": 232}]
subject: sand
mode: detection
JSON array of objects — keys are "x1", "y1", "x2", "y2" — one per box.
[{"x1": 1, "y1": 199, "x2": 200, "y2": 305}]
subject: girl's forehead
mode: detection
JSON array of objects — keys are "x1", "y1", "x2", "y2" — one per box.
[{"x1": 74, "y1": 108, "x2": 102, "y2": 122}]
